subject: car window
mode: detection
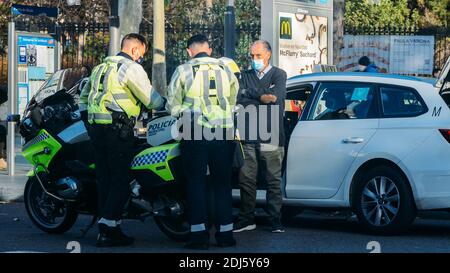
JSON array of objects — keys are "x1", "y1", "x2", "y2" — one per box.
[
  {"x1": 285, "y1": 85, "x2": 312, "y2": 119},
  {"x1": 285, "y1": 84, "x2": 314, "y2": 139},
  {"x1": 380, "y1": 86, "x2": 426, "y2": 117},
  {"x1": 309, "y1": 82, "x2": 377, "y2": 120}
]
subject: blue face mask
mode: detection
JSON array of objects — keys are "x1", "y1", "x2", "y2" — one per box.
[
  {"x1": 136, "y1": 56, "x2": 144, "y2": 65},
  {"x1": 252, "y1": 59, "x2": 265, "y2": 71},
  {"x1": 135, "y1": 49, "x2": 144, "y2": 65}
]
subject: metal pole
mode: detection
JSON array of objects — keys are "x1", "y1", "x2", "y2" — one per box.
[
  {"x1": 224, "y1": 0, "x2": 236, "y2": 59},
  {"x1": 152, "y1": 0, "x2": 167, "y2": 96},
  {"x1": 55, "y1": 24, "x2": 62, "y2": 70},
  {"x1": 109, "y1": 0, "x2": 120, "y2": 56},
  {"x1": 7, "y1": 22, "x2": 16, "y2": 176}
]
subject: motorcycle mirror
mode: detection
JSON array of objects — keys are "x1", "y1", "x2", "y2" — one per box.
[{"x1": 7, "y1": 114, "x2": 21, "y2": 123}]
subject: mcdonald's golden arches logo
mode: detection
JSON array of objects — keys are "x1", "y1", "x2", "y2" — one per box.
[{"x1": 280, "y1": 17, "x2": 292, "y2": 40}]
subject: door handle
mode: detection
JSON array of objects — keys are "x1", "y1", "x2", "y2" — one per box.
[{"x1": 343, "y1": 137, "x2": 365, "y2": 144}]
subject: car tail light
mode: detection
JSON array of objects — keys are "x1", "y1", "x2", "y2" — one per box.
[{"x1": 439, "y1": 129, "x2": 450, "y2": 143}]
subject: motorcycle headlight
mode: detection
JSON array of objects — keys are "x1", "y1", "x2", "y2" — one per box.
[
  {"x1": 20, "y1": 117, "x2": 38, "y2": 139},
  {"x1": 22, "y1": 118, "x2": 34, "y2": 131}
]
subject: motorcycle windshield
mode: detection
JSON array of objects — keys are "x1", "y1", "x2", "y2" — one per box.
[
  {"x1": 25, "y1": 67, "x2": 89, "y2": 114},
  {"x1": 32, "y1": 70, "x2": 65, "y2": 104}
]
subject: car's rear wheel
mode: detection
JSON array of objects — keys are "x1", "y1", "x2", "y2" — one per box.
[{"x1": 352, "y1": 165, "x2": 416, "y2": 235}]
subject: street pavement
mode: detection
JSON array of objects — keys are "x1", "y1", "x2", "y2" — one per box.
[
  {"x1": 2, "y1": 137, "x2": 450, "y2": 253},
  {"x1": 0, "y1": 136, "x2": 31, "y2": 202},
  {"x1": 2, "y1": 202, "x2": 450, "y2": 253}
]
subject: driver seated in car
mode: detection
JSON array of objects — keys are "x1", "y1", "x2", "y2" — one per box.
[{"x1": 316, "y1": 90, "x2": 349, "y2": 120}]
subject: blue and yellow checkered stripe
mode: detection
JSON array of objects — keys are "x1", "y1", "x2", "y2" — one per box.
[{"x1": 131, "y1": 150, "x2": 169, "y2": 167}]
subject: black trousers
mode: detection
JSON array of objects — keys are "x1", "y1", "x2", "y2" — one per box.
[
  {"x1": 181, "y1": 138, "x2": 233, "y2": 232},
  {"x1": 89, "y1": 124, "x2": 134, "y2": 221},
  {"x1": 0, "y1": 124, "x2": 6, "y2": 143}
]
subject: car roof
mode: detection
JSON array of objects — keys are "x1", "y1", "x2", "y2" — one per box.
[{"x1": 287, "y1": 72, "x2": 436, "y2": 87}]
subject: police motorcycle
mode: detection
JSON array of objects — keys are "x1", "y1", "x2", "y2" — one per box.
[{"x1": 19, "y1": 68, "x2": 190, "y2": 241}]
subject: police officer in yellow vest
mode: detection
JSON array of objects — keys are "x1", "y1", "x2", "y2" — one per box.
[
  {"x1": 219, "y1": 56, "x2": 241, "y2": 80},
  {"x1": 166, "y1": 34, "x2": 239, "y2": 249},
  {"x1": 79, "y1": 33, "x2": 164, "y2": 247}
]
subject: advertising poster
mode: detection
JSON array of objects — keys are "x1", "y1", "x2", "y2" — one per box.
[
  {"x1": 17, "y1": 35, "x2": 56, "y2": 114},
  {"x1": 278, "y1": 12, "x2": 328, "y2": 78},
  {"x1": 337, "y1": 35, "x2": 434, "y2": 75},
  {"x1": 389, "y1": 35, "x2": 434, "y2": 75},
  {"x1": 338, "y1": 35, "x2": 390, "y2": 73},
  {"x1": 18, "y1": 84, "x2": 29, "y2": 116}
]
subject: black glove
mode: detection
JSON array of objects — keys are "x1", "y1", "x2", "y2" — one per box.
[
  {"x1": 80, "y1": 110, "x2": 88, "y2": 123},
  {"x1": 157, "y1": 97, "x2": 167, "y2": 112}
]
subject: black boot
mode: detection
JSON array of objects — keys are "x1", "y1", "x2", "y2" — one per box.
[
  {"x1": 184, "y1": 231, "x2": 209, "y2": 250},
  {"x1": 96, "y1": 223, "x2": 134, "y2": 247},
  {"x1": 215, "y1": 231, "x2": 236, "y2": 247}
]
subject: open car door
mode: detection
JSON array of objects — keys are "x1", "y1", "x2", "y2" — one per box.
[{"x1": 437, "y1": 57, "x2": 450, "y2": 107}]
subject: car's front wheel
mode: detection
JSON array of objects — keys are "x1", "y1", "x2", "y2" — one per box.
[{"x1": 352, "y1": 165, "x2": 416, "y2": 235}]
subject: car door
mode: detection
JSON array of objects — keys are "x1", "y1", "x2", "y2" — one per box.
[
  {"x1": 286, "y1": 81, "x2": 380, "y2": 199},
  {"x1": 437, "y1": 56, "x2": 450, "y2": 106},
  {"x1": 371, "y1": 84, "x2": 430, "y2": 163}
]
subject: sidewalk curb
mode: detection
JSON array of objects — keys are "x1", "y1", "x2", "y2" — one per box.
[
  {"x1": 0, "y1": 175, "x2": 28, "y2": 202},
  {"x1": 0, "y1": 137, "x2": 33, "y2": 202}
]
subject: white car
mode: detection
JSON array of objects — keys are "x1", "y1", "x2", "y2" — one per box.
[{"x1": 233, "y1": 59, "x2": 450, "y2": 234}]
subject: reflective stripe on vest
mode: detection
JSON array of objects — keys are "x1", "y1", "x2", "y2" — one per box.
[
  {"x1": 87, "y1": 57, "x2": 141, "y2": 124},
  {"x1": 88, "y1": 64, "x2": 107, "y2": 107},
  {"x1": 94, "y1": 65, "x2": 115, "y2": 105},
  {"x1": 183, "y1": 63, "x2": 233, "y2": 128},
  {"x1": 88, "y1": 112, "x2": 112, "y2": 123},
  {"x1": 181, "y1": 64, "x2": 194, "y2": 92},
  {"x1": 214, "y1": 69, "x2": 227, "y2": 111}
]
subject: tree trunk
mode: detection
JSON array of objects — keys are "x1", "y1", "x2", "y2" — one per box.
[
  {"x1": 152, "y1": 0, "x2": 167, "y2": 96},
  {"x1": 119, "y1": 0, "x2": 143, "y2": 40},
  {"x1": 333, "y1": 0, "x2": 345, "y2": 67}
]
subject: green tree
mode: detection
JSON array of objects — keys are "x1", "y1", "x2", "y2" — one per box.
[
  {"x1": 203, "y1": 0, "x2": 261, "y2": 67},
  {"x1": 407, "y1": 0, "x2": 449, "y2": 27},
  {"x1": 345, "y1": 0, "x2": 420, "y2": 29},
  {"x1": 0, "y1": 0, "x2": 109, "y2": 25}
]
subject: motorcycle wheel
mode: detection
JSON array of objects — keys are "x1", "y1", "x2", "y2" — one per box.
[
  {"x1": 24, "y1": 176, "x2": 78, "y2": 234},
  {"x1": 154, "y1": 214, "x2": 190, "y2": 242}
]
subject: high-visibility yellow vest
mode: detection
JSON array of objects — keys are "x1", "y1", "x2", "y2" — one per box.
[
  {"x1": 87, "y1": 56, "x2": 141, "y2": 124},
  {"x1": 181, "y1": 61, "x2": 235, "y2": 128},
  {"x1": 219, "y1": 57, "x2": 241, "y2": 76}
]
